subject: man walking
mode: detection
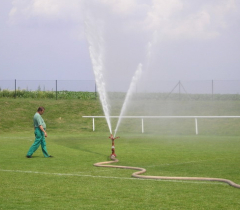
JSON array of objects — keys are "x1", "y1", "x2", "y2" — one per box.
[{"x1": 26, "y1": 107, "x2": 52, "y2": 158}]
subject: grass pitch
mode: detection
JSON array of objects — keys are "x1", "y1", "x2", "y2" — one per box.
[
  {"x1": 1, "y1": 132, "x2": 240, "y2": 209},
  {"x1": 1, "y1": 98, "x2": 240, "y2": 209}
]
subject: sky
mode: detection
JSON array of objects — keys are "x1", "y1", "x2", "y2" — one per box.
[{"x1": 1, "y1": 0, "x2": 240, "y2": 82}]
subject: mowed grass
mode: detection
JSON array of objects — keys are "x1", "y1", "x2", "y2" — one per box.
[{"x1": 1, "y1": 98, "x2": 240, "y2": 209}]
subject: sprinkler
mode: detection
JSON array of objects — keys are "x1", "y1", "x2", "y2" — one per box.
[{"x1": 109, "y1": 134, "x2": 119, "y2": 160}]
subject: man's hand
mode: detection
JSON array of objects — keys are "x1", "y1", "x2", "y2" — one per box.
[{"x1": 39, "y1": 125, "x2": 47, "y2": 137}]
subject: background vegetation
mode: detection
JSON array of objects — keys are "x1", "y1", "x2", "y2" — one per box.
[
  {"x1": 1, "y1": 89, "x2": 240, "y2": 100},
  {"x1": 0, "y1": 90, "x2": 96, "y2": 100}
]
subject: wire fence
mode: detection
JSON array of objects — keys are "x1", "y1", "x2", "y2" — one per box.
[
  {"x1": 0, "y1": 79, "x2": 240, "y2": 100},
  {"x1": 0, "y1": 79, "x2": 96, "y2": 99},
  {"x1": 0, "y1": 80, "x2": 96, "y2": 92}
]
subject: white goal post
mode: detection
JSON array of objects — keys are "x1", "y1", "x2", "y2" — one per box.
[{"x1": 82, "y1": 116, "x2": 240, "y2": 135}]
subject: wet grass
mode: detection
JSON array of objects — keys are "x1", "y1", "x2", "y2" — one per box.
[{"x1": 0, "y1": 133, "x2": 240, "y2": 209}]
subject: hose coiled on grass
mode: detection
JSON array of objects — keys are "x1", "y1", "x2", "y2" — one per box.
[{"x1": 94, "y1": 158, "x2": 240, "y2": 189}]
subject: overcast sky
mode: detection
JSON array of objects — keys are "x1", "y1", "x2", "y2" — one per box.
[{"x1": 1, "y1": 0, "x2": 240, "y2": 81}]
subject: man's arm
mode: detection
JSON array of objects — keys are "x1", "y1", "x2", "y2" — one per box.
[{"x1": 39, "y1": 125, "x2": 47, "y2": 137}]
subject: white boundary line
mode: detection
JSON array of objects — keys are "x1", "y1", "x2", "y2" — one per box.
[{"x1": 0, "y1": 169, "x2": 223, "y2": 186}]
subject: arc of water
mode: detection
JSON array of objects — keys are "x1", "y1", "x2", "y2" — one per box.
[
  {"x1": 85, "y1": 17, "x2": 112, "y2": 134},
  {"x1": 114, "y1": 63, "x2": 143, "y2": 137}
]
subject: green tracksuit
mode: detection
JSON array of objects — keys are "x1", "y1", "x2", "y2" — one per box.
[{"x1": 26, "y1": 112, "x2": 50, "y2": 157}]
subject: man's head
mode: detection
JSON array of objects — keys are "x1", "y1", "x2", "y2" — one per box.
[{"x1": 37, "y1": 107, "x2": 45, "y2": 115}]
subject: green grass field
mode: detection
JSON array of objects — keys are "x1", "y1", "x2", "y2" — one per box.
[{"x1": 1, "y1": 98, "x2": 240, "y2": 209}]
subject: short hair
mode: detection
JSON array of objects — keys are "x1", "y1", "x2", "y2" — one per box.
[{"x1": 37, "y1": 107, "x2": 45, "y2": 112}]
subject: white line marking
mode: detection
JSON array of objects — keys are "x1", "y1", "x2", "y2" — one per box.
[{"x1": 0, "y1": 169, "x2": 223, "y2": 185}]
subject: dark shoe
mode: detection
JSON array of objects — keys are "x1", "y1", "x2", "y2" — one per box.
[
  {"x1": 26, "y1": 155, "x2": 32, "y2": 158},
  {"x1": 49, "y1": 155, "x2": 53, "y2": 158}
]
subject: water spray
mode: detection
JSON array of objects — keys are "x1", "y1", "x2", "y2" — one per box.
[
  {"x1": 114, "y1": 63, "x2": 143, "y2": 137},
  {"x1": 109, "y1": 134, "x2": 119, "y2": 160},
  {"x1": 85, "y1": 15, "x2": 112, "y2": 134}
]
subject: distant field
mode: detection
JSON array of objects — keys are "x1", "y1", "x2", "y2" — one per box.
[{"x1": 0, "y1": 98, "x2": 240, "y2": 209}]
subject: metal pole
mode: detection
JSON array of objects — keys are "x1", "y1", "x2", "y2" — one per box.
[
  {"x1": 95, "y1": 82, "x2": 97, "y2": 99},
  {"x1": 165, "y1": 81, "x2": 179, "y2": 100},
  {"x1": 179, "y1": 81, "x2": 181, "y2": 100},
  {"x1": 142, "y1": 118, "x2": 144, "y2": 133},
  {"x1": 195, "y1": 118, "x2": 198, "y2": 135},
  {"x1": 14, "y1": 79, "x2": 16, "y2": 99},
  {"x1": 93, "y1": 118, "x2": 95, "y2": 131},
  {"x1": 212, "y1": 80, "x2": 213, "y2": 100},
  {"x1": 109, "y1": 135, "x2": 119, "y2": 158},
  {"x1": 56, "y1": 80, "x2": 57, "y2": 100}
]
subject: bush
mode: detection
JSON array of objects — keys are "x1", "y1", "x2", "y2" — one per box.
[{"x1": 0, "y1": 90, "x2": 97, "y2": 100}]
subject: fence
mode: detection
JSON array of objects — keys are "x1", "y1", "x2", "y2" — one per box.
[
  {"x1": 0, "y1": 79, "x2": 97, "y2": 99},
  {"x1": 82, "y1": 116, "x2": 240, "y2": 135},
  {"x1": 0, "y1": 79, "x2": 240, "y2": 99}
]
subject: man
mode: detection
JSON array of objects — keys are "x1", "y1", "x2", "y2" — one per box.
[{"x1": 26, "y1": 107, "x2": 53, "y2": 158}]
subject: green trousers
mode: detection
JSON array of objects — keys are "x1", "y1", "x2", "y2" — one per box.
[{"x1": 27, "y1": 127, "x2": 50, "y2": 157}]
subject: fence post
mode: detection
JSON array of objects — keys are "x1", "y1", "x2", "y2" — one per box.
[
  {"x1": 14, "y1": 79, "x2": 16, "y2": 99},
  {"x1": 142, "y1": 118, "x2": 144, "y2": 133},
  {"x1": 195, "y1": 118, "x2": 198, "y2": 135},
  {"x1": 56, "y1": 80, "x2": 58, "y2": 100},
  {"x1": 212, "y1": 80, "x2": 214, "y2": 100},
  {"x1": 179, "y1": 80, "x2": 181, "y2": 100},
  {"x1": 95, "y1": 82, "x2": 97, "y2": 99}
]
